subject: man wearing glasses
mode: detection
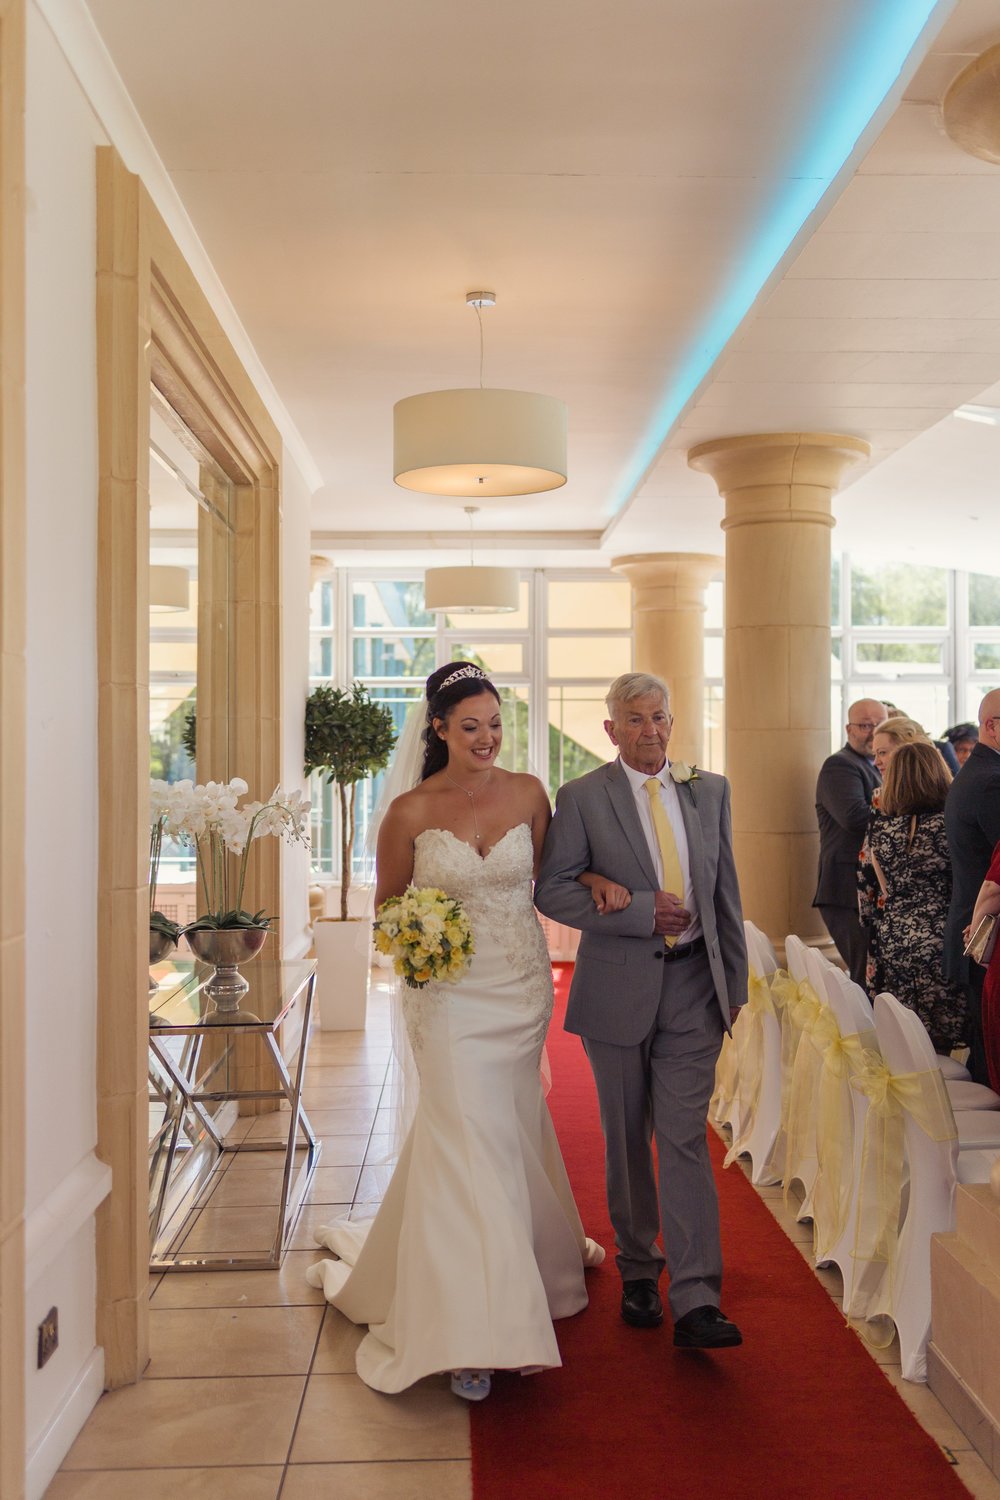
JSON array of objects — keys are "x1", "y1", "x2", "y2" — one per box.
[
  {"x1": 813, "y1": 698, "x2": 887, "y2": 984},
  {"x1": 943, "y1": 689, "x2": 1000, "y2": 1085}
]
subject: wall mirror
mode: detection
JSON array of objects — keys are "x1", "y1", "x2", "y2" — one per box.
[{"x1": 147, "y1": 386, "x2": 236, "y2": 1239}]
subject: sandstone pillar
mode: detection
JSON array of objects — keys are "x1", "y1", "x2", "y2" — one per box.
[
  {"x1": 687, "y1": 433, "x2": 869, "y2": 946},
  {"x1": 611, "y1": 552, "x2": 722, "y2": 767}
]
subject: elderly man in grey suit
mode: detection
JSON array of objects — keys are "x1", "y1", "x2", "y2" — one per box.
[{"x1": 535, "y1": 672, "x2": 747, "y2": 1350}]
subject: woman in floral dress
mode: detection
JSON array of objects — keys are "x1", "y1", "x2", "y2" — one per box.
[
  {"x1": 865, "y1": 740, "x2": 966, "y2": 1050},
  {"x1": 857, "y1": 715, "x2": 931, "y2": 996}
]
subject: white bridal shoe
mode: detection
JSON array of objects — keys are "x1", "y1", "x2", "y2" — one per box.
[{"x1": 451, "y1": 1368, "x2": 492, "y2": 1401}]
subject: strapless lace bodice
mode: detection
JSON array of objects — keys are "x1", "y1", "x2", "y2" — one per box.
[
  {"x1": 412, "y1": 823, "x2": 537, "y2": 939},
  {"x1": 406, "y1": 822, "x2": 552, "y2": 1044}
]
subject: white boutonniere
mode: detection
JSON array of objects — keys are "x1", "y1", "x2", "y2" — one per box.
[
  {"x1": 669, "y1": 762, "x2": 701, "y2": 802},
  {"x1": 669, "y1": 762, "x2": 700, "y2": 785}
]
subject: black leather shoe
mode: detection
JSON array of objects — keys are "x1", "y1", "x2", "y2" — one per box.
[
  {"x1": 621, "y1": 1278, "x2": 663, "y2": 1328},
  {"x1": 673, "y1": 1304, "x2": 742, "y2": 1349}
]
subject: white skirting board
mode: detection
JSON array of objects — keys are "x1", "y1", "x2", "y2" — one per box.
[
  {"x1": 25, "y1": 1152, "x2": 112, "y2": 1289},
  {"x1": 25, "y1": 1346, "x2": 104, "y2": 1500}
]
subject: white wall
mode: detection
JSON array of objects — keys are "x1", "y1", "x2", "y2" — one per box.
[
  {"x1": 281, "y1": 457, "x2": 314, "y2": 960},
  {"x1": 21, "y1": 5, "x2": 319, "y2": 1493},
  {"x1": 23, "y1": 8, "x2": 110, "y2": 1495}
]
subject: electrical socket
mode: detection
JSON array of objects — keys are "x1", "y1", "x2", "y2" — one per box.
[{"x1": 37, "y1": 1307, "x2": 58, "y2": 1369}]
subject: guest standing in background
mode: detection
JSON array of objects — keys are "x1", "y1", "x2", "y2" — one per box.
[
  {"x1": 814, "y1": 698, "x2": 886, "y2": 985},
  {"x1": 967, "y1": 846, "x2": 1000, "y2": 1093},
  {"x1": 858, "y1": 716, "x2": 933, "y2": 995},
  {"x1": 943, "y1": 722, "x2": 979, "y2": 770},
  {"x1": 866, "y1": 741, "x2": 966, "y2": 1051},
  {"x1": 944, "y1": 689, "x2": 1000, "y2": 1085}
]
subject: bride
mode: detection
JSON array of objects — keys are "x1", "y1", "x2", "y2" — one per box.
[{"x1": 307, "y1": 661, "x2": 604, "y2": 1401}]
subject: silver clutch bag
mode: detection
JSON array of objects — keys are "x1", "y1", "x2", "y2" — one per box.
[{"x1": 964, "y1": 912, "x2": 999, "y2": 967}]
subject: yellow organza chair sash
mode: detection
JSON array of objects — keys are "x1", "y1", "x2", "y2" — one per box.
[
  {"x1": 848, "y1": 1055, "x2": 957, "y2": 1339},
  {"x1": 811, "y1": 1025, "x2": 877, "y2": 1259},
  {"x1": 769, "y1": 971, "x2": 815, "y2": 1137},
  {"x1": 780, "y1": 978, "x2": 826, "y2": 1207},
  {"x1": 721, "y1": 968, "x2": 774, "y2": 1167}
]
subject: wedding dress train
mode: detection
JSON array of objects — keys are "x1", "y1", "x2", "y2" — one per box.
[{"x1": 307, "y1": 822, "x2": 603, "y2": 1393}]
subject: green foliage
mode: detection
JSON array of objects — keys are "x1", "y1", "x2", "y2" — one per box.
[
  {"x1": 149, "y1": 687, "x2": 197, "y2": 781},
  {"x1": 850, "y1": 562, "x2": 947, "y2": 628},
  {"x1": 304, "y1": 683, "x2": 396, "y2": 787},
  {"x1": 970, "y1": 573, "x2": 1000, "y2": 628},
  {"x1": 150, "y1": 909, "x2": 181, "y2": 941},
  {"x1": 547, "y1": 723, "x2": 604, "y2": 799},
  {"x1": 181, "y1": 712, "x2": 197, "y2": 762},
  {"x1": 185, "y1": 908, "x2": 273, "y2": 931}
]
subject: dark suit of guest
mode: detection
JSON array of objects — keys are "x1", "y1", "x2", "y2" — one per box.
[
  {"x1": 944, "y1": 742, "x2": 1000, "y2": 1084},
  {"x1": 813, "y1": 745, "x2": 881, "y2": 985}
]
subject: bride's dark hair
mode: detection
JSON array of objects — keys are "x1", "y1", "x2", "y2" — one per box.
[{"x1": 421, "y1": 661, "x2": 501, "y2": 781}]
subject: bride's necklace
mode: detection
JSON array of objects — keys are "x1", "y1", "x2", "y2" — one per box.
[{"x1": 443, "y1": 768, "x2": 493, "y2": 845}]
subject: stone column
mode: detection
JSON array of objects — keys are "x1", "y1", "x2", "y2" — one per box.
[
  {"x1": 687, "y1": 433, "x2": 869, "y2": 946},
  {"x1": 611, "y1": 552, "x2": 722, "y2": 767}
]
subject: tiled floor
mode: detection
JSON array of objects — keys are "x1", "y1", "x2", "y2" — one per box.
[{"x1": 48, "y1": 975, "x2": 1000, "y2": 1499}]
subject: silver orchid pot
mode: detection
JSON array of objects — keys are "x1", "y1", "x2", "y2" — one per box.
[
  {"x1": 149, "y1": 928, "x2": 178, "y2": 996},
  {"x1": 185, "y1": 926, "x2": 268, "y2": 1009}
]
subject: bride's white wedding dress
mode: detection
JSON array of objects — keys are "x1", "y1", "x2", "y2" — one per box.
[{"x1": 306, "y1": 821, "x2": 603, "y2": 1393}]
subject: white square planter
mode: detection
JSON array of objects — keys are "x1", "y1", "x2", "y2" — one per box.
[{"x1": 314, "y1": 918, "x2": 370, "y2": 1030}]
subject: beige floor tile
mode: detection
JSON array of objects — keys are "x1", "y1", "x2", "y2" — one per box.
[
  {"x1": 281, "y1": 1459, "x2": 472, "y2": 1499},
  {"x1": 178, "y1": 1206, "x2": 281, "y2": 1253},
  {"x1": 302, "y1": 1086, "x2": 385, "y2": 1110},
  {"x1": 45, "y1": 1468, "x2": 282, "y2": 1500},
  {"x1": 151, "y1": 1250, "x2": 327, "y2": 1309},
  {"x1": 883, "y1": 1366, "x2": 979, "y2": 1449},
  {"x1": 312, "y1": 1306, "x2": 366, "y2": 1373},
  {"x1": 61, "y1": 1377, "x2": 305, "y2": 1469},
  {"x1": 305, "y1": 1107, "x2": 379, "y2": 1135},
  {"x1": 357, "y1": 1163, "x2": 396, "y2": 1201},
  {"x1": 304, "y1": 1063, "x2": 389, "y2": 1085},
  {"x1": 291, "y1": 1374, "x2": 470, "y2": 1463},
  {"x1": 952, "y1": 1447, "x2": 1000, "y2": 1498},
  {"x1": 290, "y1": 1202, "x2": 353, "y2": 1250},
  {"x1": 226, "y1": 1146, "x2": 312, "y2": 1171},
  {"x1": 205, "y1": 1165, "x2": 358, "y2": 1207},
  {"x1": 307, "y1": 1135, "x2": 374, "y2": 1167},
  {"x1": 306, "y1": 1166, "x2": 363, "y2": 1203},
  {"x1": 148, "y1": 1305, "x2": 323, "y2": 1377}
]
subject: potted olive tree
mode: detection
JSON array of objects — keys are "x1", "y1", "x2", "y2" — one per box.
[{"x1": 305, "y1": 683, "x2": 395, "y2": 1028}]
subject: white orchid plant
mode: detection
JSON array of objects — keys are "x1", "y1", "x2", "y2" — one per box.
[{"x1": 149, "y1": 777, "x2": 311, "y2": 934}]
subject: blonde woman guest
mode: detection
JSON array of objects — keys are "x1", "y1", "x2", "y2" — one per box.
[
  {"x1": 858, "y1": 717, "x2": 933, "y2": 995},
  {"x1": 866, "y1": 741, "x2": 966, "y2": 1049}
]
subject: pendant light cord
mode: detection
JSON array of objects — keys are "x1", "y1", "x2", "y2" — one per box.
[{"x1": 474, "y1": 303, "x2": 485, "y2": 389}]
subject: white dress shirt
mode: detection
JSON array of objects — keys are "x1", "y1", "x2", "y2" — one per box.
[{"x1": 618, "y1": 757, "x2": 702, "y2": 944}]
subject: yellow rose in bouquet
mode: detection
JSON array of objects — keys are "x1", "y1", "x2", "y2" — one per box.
[{"x1": 373, "y1": 886, "x2": 474, "y2": 989}]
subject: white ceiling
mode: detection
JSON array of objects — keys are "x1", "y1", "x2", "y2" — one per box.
[{"x1": 84, "y1": 0, "x2": 1000, "y2": 573}]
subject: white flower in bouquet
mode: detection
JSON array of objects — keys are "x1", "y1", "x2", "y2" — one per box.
[{"x1": 373, "y1": 886, "x2": 474, "y2": 989}]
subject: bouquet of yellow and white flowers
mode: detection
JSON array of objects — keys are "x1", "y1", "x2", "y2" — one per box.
[{"x1": 373, "y1": 886, "x2": 474, "y2": 989}]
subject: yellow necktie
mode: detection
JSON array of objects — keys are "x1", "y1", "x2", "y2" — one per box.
[{"x1": 645, "y1": 776, "x2": 684, "y2": 949}]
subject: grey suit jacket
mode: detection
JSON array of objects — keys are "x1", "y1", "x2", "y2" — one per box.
[{"x1": 534, "y1": 760, "x2": 748, "y2": 1046}]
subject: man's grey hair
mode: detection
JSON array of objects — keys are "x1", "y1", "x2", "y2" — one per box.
[{"x1": 605, "y1": 672, "x2": 670, "y2": 718}]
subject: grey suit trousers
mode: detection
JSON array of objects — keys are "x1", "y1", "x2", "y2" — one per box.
[{"x1": 582, "y1": 943, "x2": 724, "y2": 1320}]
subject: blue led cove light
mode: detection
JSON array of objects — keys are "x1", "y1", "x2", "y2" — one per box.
[{"x1": 607, "y1": 0, "x2": 948, "y2": 521}]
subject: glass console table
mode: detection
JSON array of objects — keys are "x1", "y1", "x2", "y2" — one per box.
[{"x1": 148, "y1": 957, "x2": 318, "y2": 1271}]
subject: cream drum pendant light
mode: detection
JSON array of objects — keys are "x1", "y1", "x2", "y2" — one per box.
[
  {"x1": 393, "y1": 292, "x2": 567, "y2": 497},
  {"x1": 424, "y1": 506, "x2": 520, "y2": 614},
  {"x1": 149, "y1": 565, "x2": 189, "y2": 612}
]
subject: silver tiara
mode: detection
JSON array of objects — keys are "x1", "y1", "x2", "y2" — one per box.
[{"x1": 439, "y1": 665, "x2": 488, "y2": 690}]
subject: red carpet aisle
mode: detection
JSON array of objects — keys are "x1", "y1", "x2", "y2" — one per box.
[{"x1": 470, "y1": 963, "x2": 967, "y2": 1500}]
